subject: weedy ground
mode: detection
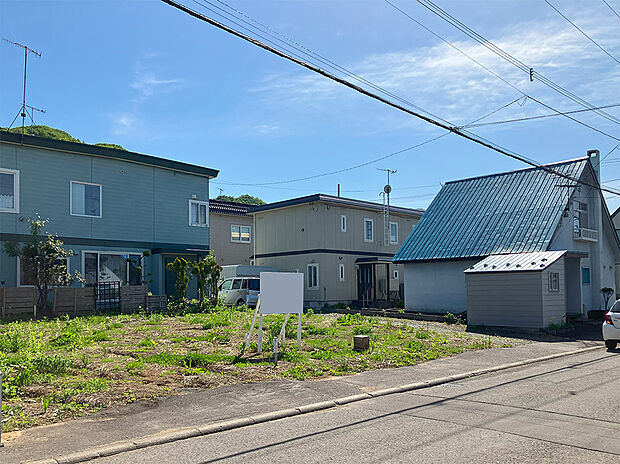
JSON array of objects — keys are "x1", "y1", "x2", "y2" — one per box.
[{"x1": 0, "y1": 306, "x2": 522, "y2": 432}]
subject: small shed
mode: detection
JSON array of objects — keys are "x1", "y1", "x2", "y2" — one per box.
[{"x1": 464, "y1": 251, "x2": 567, "y2": 329}]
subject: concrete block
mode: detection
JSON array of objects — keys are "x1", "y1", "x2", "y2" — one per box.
[{"x1": 353, "y1": 335, "x2": 370, "y2": 351}]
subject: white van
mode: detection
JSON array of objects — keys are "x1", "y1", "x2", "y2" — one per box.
[{"x1": 218, "y1": 277, "x2": 260, "y2": 308}]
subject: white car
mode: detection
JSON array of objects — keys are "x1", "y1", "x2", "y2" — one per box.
[{"x1": 602, "y1": 299, "x2": 620, "y2": 350}]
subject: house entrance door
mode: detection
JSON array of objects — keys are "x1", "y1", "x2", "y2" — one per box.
[{"x1": 357, "y1": 264, "x2": 374, "y2": 303}]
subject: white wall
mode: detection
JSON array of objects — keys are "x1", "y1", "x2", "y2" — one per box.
[{"x1": 403, "y1": 259, "x2": 478, "y2": 313}]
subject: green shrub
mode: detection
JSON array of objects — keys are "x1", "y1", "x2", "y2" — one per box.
[{"x1": 31, "y1": 355, "x2": 72, "y2": 375}]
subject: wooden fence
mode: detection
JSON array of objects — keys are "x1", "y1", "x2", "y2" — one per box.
[
  {"x1": 0, "y1": 285, "x2": 167, "y2": 318},
  {"x1": 52, "y1": 287, "x2": 96, "y2": 315},
  {"x1": 0, "y1": 287, "x2": 37, "y2": 317}
]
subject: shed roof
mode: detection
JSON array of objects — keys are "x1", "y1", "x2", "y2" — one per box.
[
  {"x1": 208, "y1": 199, "x2": 251, "y2": 216},
  {"x1": 393, "y1": 158, "x2": 589, "y2": 262},
  {"x1": 0, "y1": 131, "x2": 219, "y2": 179},
  {"x1": 464, "y1": 251, "x2": 566, "y2": 273}
]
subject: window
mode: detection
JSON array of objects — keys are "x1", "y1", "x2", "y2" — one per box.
[
  {"x1": 248, "y1": 279, "x2": 260, "y2": 291},
  {"x1": 339, "y1": 264, "x2": 345, "y2": 281},
  {"x1": 0, "y1": 168, "x2": 19, "y2": 213},
  {"x1": 232, "y1": 279, "x2": 242, "y2": 289},
  {"x1": 341, "y1": 215, "x2": 347, "y2": 232},
  {"x1": 364, "y1": 218, "x2": 374, "y2": 242},
  {"x1": 189, "y1": 200, "x2": 208, "y2": 227},
  {"x1": 83, "y1": 252, "x2": 142, "y2": 286},
  {"x1": 19, "y1": 257, "x2": 68, "y2": 286},
  {"x1": 574, "y1": 200, "x2": 588, "y2": 230},
  {"x1": 71, "y1": 181, "x2": 101, "y2": 217},
  {"x1": 390, "y1": 222, "x2": 398, "y2": 244},
  {"x1": 307, "y1": 263, "x2": 319, "y2": 289},
  {"x1": 220, "y1": 279, "x2": 233, "y2": 290},
  {"x1": 393, "y1": 269, "x2": 399, "y2": 280},
  {"x1": 582, "y1": 267, "x2": 591, "y2": 284},
  {"x1": 231, "y1": 224, "x2": 251, "y2": 242},
  {"x1": 548, "y1": 272, "x2": 560, "y2": 292}
]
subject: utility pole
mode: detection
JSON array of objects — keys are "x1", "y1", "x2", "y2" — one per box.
[
  {"x1": 2, "y1": 38, "x2": 45, "y2": 140},
  {"x1": 377, "y1": 168, "x2": 397, "y2": 246}
]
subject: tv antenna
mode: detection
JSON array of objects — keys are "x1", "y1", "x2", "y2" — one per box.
[
  {"x1": 377, "y1": 168, "x2": 397, "y2": 246},
  {"x1": 2, "y1": 38, "x2": 45, "y2": 138}
]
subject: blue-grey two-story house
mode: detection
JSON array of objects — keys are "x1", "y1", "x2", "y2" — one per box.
[{"x1": 0, "y1": 131, "x2": 219, "y2": 298}]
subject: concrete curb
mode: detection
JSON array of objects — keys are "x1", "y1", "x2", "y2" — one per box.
[{"x1": 23, "y1": 344, "x2": 602, "y2": 464}]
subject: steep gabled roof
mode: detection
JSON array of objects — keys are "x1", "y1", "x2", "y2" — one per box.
[{"x1": 393, "y1": 158, "x2": 589, "y2": 262}]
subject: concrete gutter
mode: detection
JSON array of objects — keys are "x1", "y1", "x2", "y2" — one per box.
[{"x1": 24, "y1": 345, "x2": 602, "y2": 464}]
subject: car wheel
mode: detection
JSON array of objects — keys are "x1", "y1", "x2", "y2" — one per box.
[
  {"x1": 236, "y1": 299, "x2": 245, "y2": 306},
  {"x1": 605, "y1": 340, "x2": 617, "y2": 350}
]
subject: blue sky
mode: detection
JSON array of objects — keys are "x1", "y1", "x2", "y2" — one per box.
[{"x1": 1, "y1": 0, "x2": 619, "y2": 212}]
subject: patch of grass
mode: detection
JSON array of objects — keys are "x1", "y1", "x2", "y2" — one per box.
[
  {"x1": 138, "y1": 337, "x2": 157, "y2": 348},
  {"x1": 144, "y1": 351, "x2": 237, "y2": 368}
]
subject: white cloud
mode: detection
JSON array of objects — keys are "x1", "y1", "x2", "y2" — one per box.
[
  {"x1": 130, "y1": 73, "x2": 184, "y2": 100},
  {"x1": 247, "y1": 8, "x2": 620, "y2": 132}
]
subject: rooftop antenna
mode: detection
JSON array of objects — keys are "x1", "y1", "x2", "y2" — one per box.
[
  {"x1": 377, "y1": 168, "x2": 397, "y2": 246},
  {"x1": 2, "y1": 38, "x2": 45, "y2": 140},
  {"x1": 217, "y1": 187, "x2": 224, "y2": 197}
]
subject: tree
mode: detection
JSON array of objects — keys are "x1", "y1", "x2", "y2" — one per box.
[
  {"x1": 189, "y1": 252, "x2": 222, "y2": 308},
  {"x1": 166, "y1": 257, "x2": 191, "y2": 302},
  {"x1": 3, "y1": 216, "x2": 82, "y2": 316},
  {"x1": 215, "y1": 194, "x2": 265, "y2": 205},
  {"x1": 0, "y1": 125, "x2": 126, "y2": 150},
  {"x1": 203, "y1": 252, "x2": 222, "y2": 306},
  {"x1": 601, "y1": 287, "x2": 615, "y2": 310}
]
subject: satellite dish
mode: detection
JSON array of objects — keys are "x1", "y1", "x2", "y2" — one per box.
[{"x1": 383, "y1": 184, "x2": 392, "y2": 194}]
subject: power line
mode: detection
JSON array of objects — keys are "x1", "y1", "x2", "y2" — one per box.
[
  {"x1": 213, "y1": 98, "x2": 522, "y2": 187},
  {"x1": 414, "y1": 0, "x2": 620, "y2": 126},
  {"x1": 602, "y1": 0, "x2": 620, "y2": 20},
  {"x1": 465, "y1": 103, "x2": 620, "y2": 129},
  {"x1": 384, "y1": 0, "x2": 620, "y2": 142},
  {"x1": 161, "y1": 0, "x2": 620, "y2": 197},
  {"x1": 543, "y1": 0, "x2": 620, "y2": 65},
  {"x1": 192, "y1": 0, "x2": 452, "y2": 126}
]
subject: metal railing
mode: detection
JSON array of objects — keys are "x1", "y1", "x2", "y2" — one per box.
[{"x1": 573, "y1": 227, "x2": 598, "y2": 242}]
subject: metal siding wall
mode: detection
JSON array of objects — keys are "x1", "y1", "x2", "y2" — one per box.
[
  {"x1": 209, "y1": 213, "x2": 253, "y2": 266},
  {"x1": 0, "y1": 143, "x2": 211, "y2": 248},
  {"x1": 466, "y1": 271, "x2": 544, "y2": 328},
  {"x1": 403, "y1": 260, "x2": 478, "y2": 313},
  {"x1": 541, "y1": 259, "x2": 566, "y2": 327}
]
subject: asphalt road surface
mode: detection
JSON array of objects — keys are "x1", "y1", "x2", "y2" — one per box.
[{"x1": 96, "y1": 349, "x2": 620, "y2": 464}]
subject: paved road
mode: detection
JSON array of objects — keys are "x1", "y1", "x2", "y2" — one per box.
[{"x1": 96, "y1": 349, "x2": 620, "y2": 464}]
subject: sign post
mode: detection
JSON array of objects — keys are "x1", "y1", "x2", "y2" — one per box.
[{"x1": 246, "y1": 272, "x2": 304, "y2": 353}]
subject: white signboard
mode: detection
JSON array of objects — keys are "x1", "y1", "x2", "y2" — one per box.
[{"x1": 259, "y1": 272, "x2": 303, "y2": 315}]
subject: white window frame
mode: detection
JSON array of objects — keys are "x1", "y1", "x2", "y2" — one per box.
[
  {"x1": 70, "y1": 180, "x2": 102, "y2": 218},
  {"x1": 188, "y1": 199, "x2": 208, "y2": 227},
  {"x1": 364, "y1": 218, "x2": 374, "y2": 242},
  {"x1": 548, "y1": 272, "x2": 560, "y2": 292},
  {"x1": 338, "y1": 263, "x2": 345, "y2": 282},
  {"x1": 390, "y1": 221, "x2": 398, "y2": 244},
  {"x1": 0, "y1": 168, "x2": 19, "y2": 213},
  {"x1": 307, "y1": 263, "x2": 319, "y2": 290},
  {"x1": 341, "y1": 215, "x2": 347, "y2": 232},
  {"x1": 82, "y1": 250, "x2": 144, "y2": 286},
  {"x1": 17, "y1": 256, "x2": 69, "y2": 287},
  {"x1": 231, "y1": 224, "x2": 251, "y2": 243}
]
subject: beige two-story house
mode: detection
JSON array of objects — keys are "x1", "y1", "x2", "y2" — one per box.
[
  {"x1": 249, "y1": 194, "x2": 423, "y2": 308},
  {"x1": 209, "y1": 199, "x2": 253, "y2": 266}
]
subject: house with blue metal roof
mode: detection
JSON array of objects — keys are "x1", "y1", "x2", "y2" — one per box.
[{"x1": 394, "y1": 150, "x2": 620, "y2": 321}]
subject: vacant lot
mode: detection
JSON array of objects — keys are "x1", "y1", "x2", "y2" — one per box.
[{"x1": 0, "y1": 306, "x2": 520, "y2": 432}]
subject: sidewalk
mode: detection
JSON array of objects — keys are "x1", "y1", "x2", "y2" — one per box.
[{"x1": 2, "y1": 338, "x2": 601, "y2": 464}]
